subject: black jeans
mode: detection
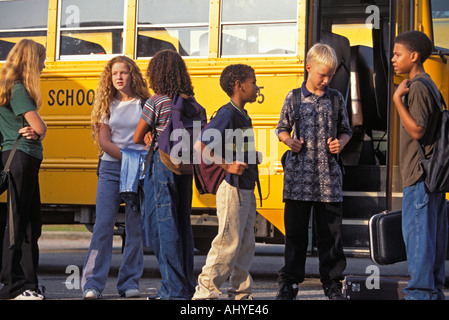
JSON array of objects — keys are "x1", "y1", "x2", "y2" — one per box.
[
  {"x1": 278, "y1": 200, "x2": 346, "y2": 287},
  {"x1": 0, "y1": 150, "x2": 42, "y2": 299}
]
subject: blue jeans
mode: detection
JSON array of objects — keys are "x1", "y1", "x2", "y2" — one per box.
[
  {"x1": 143, "y1": 150, "x2": 196, "y2": 299},
  {"x1": 81, "y1": 160, "x2": 143, "y2": 295},
  {"x1": 402, "y1": 178, "x2": 448, "y2": 300}
]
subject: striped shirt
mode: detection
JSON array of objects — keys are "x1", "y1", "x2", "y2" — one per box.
[{"x1": 141, "y1": 94, "x2": 171, "y2": 148}]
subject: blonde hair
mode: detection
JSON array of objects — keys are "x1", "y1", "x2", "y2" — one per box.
[
  {"x1": 91, "y1": 55, "x2": 151, "y2": 142},
  {"x1": 306, "y1": 43, "x2": 338, "y2": 71},
  {"x1": 0, "y1": 39, "x2": 46, "y2": 110}
]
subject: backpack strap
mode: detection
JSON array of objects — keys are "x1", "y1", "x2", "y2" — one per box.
[
  {"x1": 409, "y1": 77, "x2": 447, "y2": 161},
  {"x1": 329, "y1": 88, "x2": 340, "y2": 140},
  {"x1": 329, "y1": 88, "x2": 345, "y2": 174},
  {"x1": 291, "y1": 88, "x2": 301, "y2": 140},
  {"x1": 3, "y1": 134, "x2": 21, "y2": 174},
  {"x1": 3, "y1": 116, "x2": 25, "y2": 173},
  {"x1": 410, "y1": 77, "x2": 447, "y2": 112},
  {"x1": 143, "y1": 126, "x2": 157, "y2": 175},
  {"x1": 4, "y1": 116, "x2": 25, "y2": 249}
]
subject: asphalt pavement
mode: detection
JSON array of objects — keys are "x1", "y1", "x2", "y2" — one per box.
[
  {"x1": 37, "y1": 230, "x2": 414, "y2": 278},
  {"x1": 1, "y1": 231, "x2": 442, "y2": 318},
  {"x1": 35, "y1": 230, "x2": 432, "y2": 301}
]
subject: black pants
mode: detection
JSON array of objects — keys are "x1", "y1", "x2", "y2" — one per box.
[
  {"x1": 278, "y1": 200, "x2": 346, "y2": 287},
  {"x1": 0, "y1": 150, "x2": 42, "y2": 299}
]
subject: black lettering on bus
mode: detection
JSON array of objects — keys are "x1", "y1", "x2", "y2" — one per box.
[
  {"x1": 57, "y1": 90, "x2": 64, "y2": 106},
  {"x1": 47, "y1": 89, "x2": 95, "y2": 107},
  {"x1": 257, "y1": 86, "x2": 265, "y2": 104},
  {"x1": 66, "y1": 89, "x2": 74, "y2": 106},
  {"x1": 87, "y1": 89, "x2": 95, "y2": 105},
  {"x1": 48, "y1": 90, "x2": 55, "y2": 106},
  {"x1": 76, "y1": 89, "x2": 85, "y2": 105}
]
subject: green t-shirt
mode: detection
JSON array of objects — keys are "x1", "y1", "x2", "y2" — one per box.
[{"x1": 0, "y1": 83, "x2": 43, "y2": 160}]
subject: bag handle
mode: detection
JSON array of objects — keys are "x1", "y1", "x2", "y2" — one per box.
[
  {"x1": 3, "y1": 116, "x2": 25, "y2": 249},
  {"x1": 3, "y1": 134, "x2": 22, "y2": 173},
  {"x1": 3, "y1": 116, "x2": 25, "y2": 173}
]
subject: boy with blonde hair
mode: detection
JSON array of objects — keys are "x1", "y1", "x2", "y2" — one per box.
[{"x1": 275, "y1": 43, "x2": 352, "y2": 300}]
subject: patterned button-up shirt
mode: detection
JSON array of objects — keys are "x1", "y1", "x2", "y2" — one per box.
[{"x1": 276, "y1": 83, "x2": 352, "y2": 202}]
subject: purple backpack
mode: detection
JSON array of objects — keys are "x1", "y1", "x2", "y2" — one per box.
[{"x1": 157, "y1": 94, "x2": 207, "y2": 175}]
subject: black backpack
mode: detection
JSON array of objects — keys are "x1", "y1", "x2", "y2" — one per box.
[{"x1": 411, "y1": 77, "x2": 449, "y2": 193}]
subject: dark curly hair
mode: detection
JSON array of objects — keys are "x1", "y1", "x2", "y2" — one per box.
[
  {"x1": 220, "y1": 64, "x2": 255, "y2": 97},
  {"x1": 146, "y1": 49, "x2": 194, "y2": 98},
  {"x1": 394, "y1": 31, "x2": 433, "y2": 64}
]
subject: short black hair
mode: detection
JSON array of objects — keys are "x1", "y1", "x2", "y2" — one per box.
[
  {"x1": 394, "y1": 30, "x2": 433, "y2": 64},
  {"x1": 220, "y1": 64, "x2": 255, "y2": 97}
]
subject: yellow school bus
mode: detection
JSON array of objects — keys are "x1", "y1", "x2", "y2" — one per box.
[{"x1": 1, "y1": 0, "x2": 448, "y2": 254}]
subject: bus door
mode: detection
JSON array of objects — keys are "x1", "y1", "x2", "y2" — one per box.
[
  {"x1": 306, "y1": 0, "x2": 449, "y2": 255},
  {"x1": 303, "y1": 0, "x2": 392, "y2": 255}
]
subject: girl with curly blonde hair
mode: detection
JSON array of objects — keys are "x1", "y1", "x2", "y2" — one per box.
[
  {"x1": 0, "y1": 39, "x2": 47, "y2": 300},
  {"x1": 91, "y1": 55, "x2": 150, "y2": 145},
  {"x1": 81, "y1": 56, "x2": 150, "y2": 299},
  {"x1": 133, "y1": 49, "x2": 196, "y2": 300}
]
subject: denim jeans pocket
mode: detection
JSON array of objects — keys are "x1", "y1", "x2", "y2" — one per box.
[
  {"x1": 156, "y1": 203, "x2": 173, "y2": 221},
  {"x1": 414, "y1": 187, "x2": 429, "y2": 210}
]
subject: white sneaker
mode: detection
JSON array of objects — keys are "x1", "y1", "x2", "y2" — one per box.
[
  {"x1": 122, "y1": 288, "x2": 140, "y2": 298},
  {"x1": 83, "y1": 289, "x2": 102, "y2": 300},
  {"x1": 12, "y1": 290, "x2": 44, "y2": 300}
]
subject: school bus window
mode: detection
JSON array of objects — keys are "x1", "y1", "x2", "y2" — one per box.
[
  {"x1": 0, "y1": 0, "x2": 48, "y2": 61},
  {"x1": 431, "y1": 0, "x2": 449, "y2": 50},
  {"x1": 220, "y1": 0, "x2": 297, "y2": 56},
  {"x1": 136, "y1": 0, "x2": 209, "y2": 58},
  {"x1": 58, "y1": 0, "x2": 125, "y2": 59}
]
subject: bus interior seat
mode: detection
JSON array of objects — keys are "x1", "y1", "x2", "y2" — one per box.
[
  {"x1": 346, "y1": 42, "x2": 389, "y2": 165},
  {"x1": 319, "y1": 32, "x2": 363, "y2": 165},
  {"x1": 318, "y1": 30, "x2": 389, "y2": 166},
  {"x1": 372, "y1": 18, "x2": 390, "y2": 128},
  {"x1": 320, "y1": 31, "x2": 351, "y2": 104},
  {"x1": 0, "y1": 40, "x2": 15, "y2": 60},
  {"x1": 60, "y1": 36, "x2": 106, "y2": 55},
  {"x1": 136, "y1": 35, "x2": 177, "y2": 57}
]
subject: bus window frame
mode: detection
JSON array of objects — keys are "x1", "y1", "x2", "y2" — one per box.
[
  {"x1": 219, "y1": 2, "x2": 298, "y2": 58},
  {"x1": 135, "y1": 0, "x2": 210, "y2": 59},
  {"x1": 56, "y1": 0, "x2": 127, "y2": 61},
  {"x1": 135, "y1": 24, "x2": 210, "y2": 59},
  {"x1": 0, "y1": 0, "x2": 49, "y2": 61},
  {"x1": 429, "y1": 0, "x2": 449, "y2": 52}
]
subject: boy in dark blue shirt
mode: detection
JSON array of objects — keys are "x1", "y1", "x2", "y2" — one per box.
[{"x1": 193, "y1": 64, "x2": 259, "y2": 300}]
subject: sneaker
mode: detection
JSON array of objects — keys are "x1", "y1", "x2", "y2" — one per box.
[
  {"x1": 12, "y1": 289, "x2": 44, "y2": 300},
  {"x1": 276, "y1": 283, "x2": 298, "y2": 300},
  {"x1": 121, "y1": 288, "x2": 140, "y2": 298},
  {"x1": 83, "y1": 289, "x2": 102, "y2": 300},
  {"x1": 146, "y1": 294, "x2": 162, "y2": 300},
  {"x1": 37, "y1": 285, "x2": 46, "y2": 297},
  {"x1": 229, "y1": 293, "x2": 254, "y2": 300},
  {"x1": 324, "y1": 284, "x2": 345, "y2": 300}
]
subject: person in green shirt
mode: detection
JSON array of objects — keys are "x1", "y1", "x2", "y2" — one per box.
[{"x1": 0, "y1": 39, "x2": 47, "y2": 300}]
